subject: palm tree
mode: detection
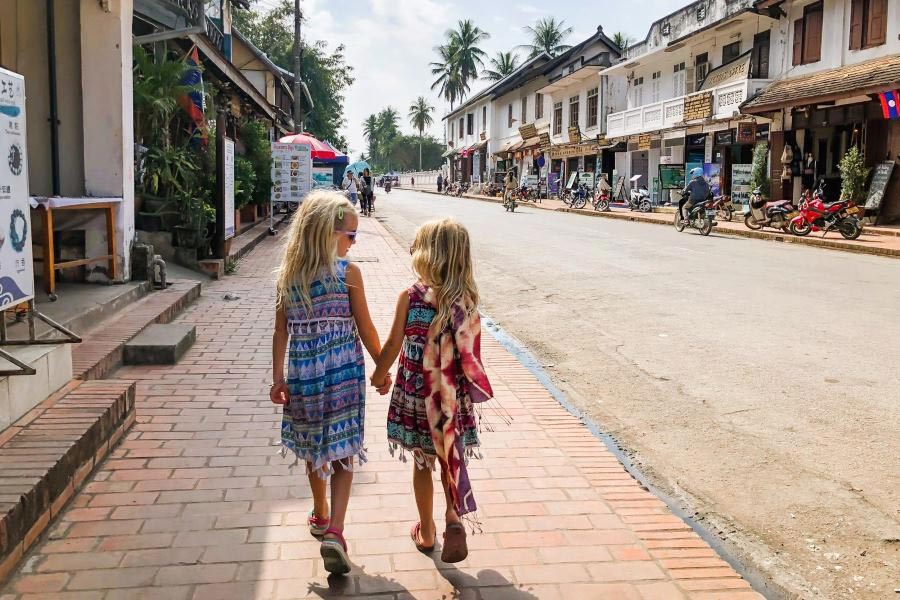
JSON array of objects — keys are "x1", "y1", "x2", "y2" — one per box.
[
  {"x1": 430, "y1": 42, "x2": 464, "y2": 109},
  {"x1": 446, "y1": 19, "x2": 490, "y2": 100},
  {"x1": 612, "y1": 32, "x2": 632, "y2": 52},
  {"x1": 362, "y1": 114, "x2": 379, "y2": 164},
  {"x1": 408, "y1": 96, "x2": 435, "y2": 171},
  {"x1": 376, "y1": 107, "x2": 400, "y2": 170},
  {"x1": 482, "y1": 51, "x2": 520, "y2": 81},
  {"x1": 520, "y1": 17, "x2": 574, "y2": 58}
]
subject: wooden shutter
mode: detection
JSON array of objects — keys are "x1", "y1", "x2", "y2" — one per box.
[
  {"x1": 849, "y1": 0, "x2": 864, "y2": 50},
  {"x1": 803, "y1": 5, "x2": 823, "y2": 64},
  {"x1": 792, "y1": 19, "x2": 803, "y2": 65},
  {"x1": 866, "y1": 0, "x2": 887, "y2": 47}
]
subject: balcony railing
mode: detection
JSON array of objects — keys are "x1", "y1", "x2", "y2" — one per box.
[{"x1": 606, "y1": 79, "x2": 773, "y2": 138}]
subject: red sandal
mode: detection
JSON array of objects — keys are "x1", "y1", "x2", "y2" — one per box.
[
  {"x1": 410, "y1": 521, "x2": 435, "y2": 553},
  {"x1": 307, "y1": 510, "x2": 329, "y2": 538},
  {"x1": 320, "y1": 527, "x2": 351, "y2": 575}
]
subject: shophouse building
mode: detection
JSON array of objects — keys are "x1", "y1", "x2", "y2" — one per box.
[
  {"x1": 605, "y1": 0, "x2": 778, "y2": 206},
  {"x1": 742, "y1": 0, "x2": 900, "y2": 222}
]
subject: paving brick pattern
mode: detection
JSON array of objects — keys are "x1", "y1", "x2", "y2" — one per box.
[
  {"x1": 72, "y1": 281, "x2": 201, "y2": 380},
  {"x1": 1, "y1": 215, "x2": 764, "y2": 599}
]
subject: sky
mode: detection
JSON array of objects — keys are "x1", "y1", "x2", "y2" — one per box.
[{"x1": 254, "y1": 0, "x2": 690, "y2": 159}]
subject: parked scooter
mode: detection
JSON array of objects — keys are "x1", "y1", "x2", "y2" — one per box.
[
  {"x1": 708, "y1": 194, "x2": 734, "y2": 222},
  {"x1": 592, "y1": 189, "x2": 611, "y2": 212},
  {"x1": 790, "y1": 182, "x2": 863, "y2": 240},
  {"x1": 674, "y1": 193, "x2": 716, "y2": 236},
  {"x1": 743, "y1": 188, "x2": 796, "y2": 232},
  {"x1": 628, "y1": 175, "x2": 652, "y2": 212},
  {"x1": 568, "y1": 183, "x2": 591, "y2": 209}
]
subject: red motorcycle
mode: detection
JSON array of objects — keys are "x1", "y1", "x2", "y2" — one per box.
[
  {"x1": 708, "y1": 194, "x2": 734, "y2": 222},
  {"x1": 592, "y1": 189, "x2": 611, "y2": 212},
  {"x1": 789, "y1": 183, "x2": 862, "y2": 240}
]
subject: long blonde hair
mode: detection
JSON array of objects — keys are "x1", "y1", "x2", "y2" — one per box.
[
  {"x1": 411, "y1": 219, "x2": 479, "y2": 328},
  {"x1": 276, "y1": 191, "x2": 354, "y2": 310}
]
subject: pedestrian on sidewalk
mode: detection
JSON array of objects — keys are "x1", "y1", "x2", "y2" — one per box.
[
  {"x1": 342, "y1": 170, "x2": 359, "y2": 206},
  {"x1": 437, "y1": 173, "x2": 443, "y2": 192},
  {"x1": 270, "y1": 191, "x2": 391, "y2": 575},
  {"x1": 371, "y1": 219, "x2": 494, "y2": 564}
]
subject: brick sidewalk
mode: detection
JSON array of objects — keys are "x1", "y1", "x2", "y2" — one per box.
[{"x1": 1, "y1": 215, "x2": 764, "y2": 600}]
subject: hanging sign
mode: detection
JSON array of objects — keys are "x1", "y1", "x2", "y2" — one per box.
[
  {"x1": 568, "y1": 126, "x2": 582, "y2": 144},
  {"x1": 518, "y1": 123, "x2": 538, "y2": 139},
  {"x1": 223, "y1": 138, "x2": 235, "y2": 240},
  {"x1": 270, "y1": 142, "x2": 312, "y2": 208},
  {"x1": 736, "y1": 121, "x2": 757, "y2": 144},
  {"x1": 0, "y1": 67, "x2": 34, "y2": 311},
  {"x1": 683, "y1": 92, "x2": 714, "y2": 121},
  {"x1": 638, "y1": 134, "x2": 652, "y2": 151}
]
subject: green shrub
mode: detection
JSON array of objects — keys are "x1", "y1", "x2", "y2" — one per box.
[
  {"x1": 749, "y1": 143, "x2": 770, "y2": 199},
  {"x1": 240, "y1": 121, "x2": 273, "y2": 205},
  {"x1": 838, "y1": 146, "x2": 869, "y2": 203}
]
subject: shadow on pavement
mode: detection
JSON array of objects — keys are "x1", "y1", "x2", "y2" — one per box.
[
  {"x1": 307, "y1": 561, "x2": 411, "y2": 598},
  {"x1": 432, "y1": 555, "x2": 541, "y2": 600}
]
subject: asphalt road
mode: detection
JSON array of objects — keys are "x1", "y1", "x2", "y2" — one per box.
[{"x1": 374, "y1": 188, "x2": 900, "y2": 599}]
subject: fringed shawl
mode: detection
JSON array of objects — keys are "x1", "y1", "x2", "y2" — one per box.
[{"x1": 421, "y1": 285, "x2": 493, "y2": 516}]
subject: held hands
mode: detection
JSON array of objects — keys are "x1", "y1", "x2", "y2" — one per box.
[
  {"x1": 270, "y1": 381, "x2": 289, "y2": 405},
  {"x1": 370, "y1": 372, "x2": 392, "y2": 395}
]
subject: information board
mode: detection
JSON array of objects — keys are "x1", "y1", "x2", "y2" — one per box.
[
  {"x1": 271, "y1": 142, "x2": 312, "y2": 207},
  {"x1": 0, "y1": 68, "x2": 34, "y2": 311},
  {"x1": 658, "y1": 164, "x2": 686, "y2": 190},
  {"x1": 865, "y1": 161, "x2": 895, "y2": 211},
  {"x1": 731, "y1": 164, "x2": 753, "y2": 205},
  {"x1": 312, "y1": 166, "x2": 333, "y2": 188},
  {"x1": 223, "y1": 138, "x2": 235, "y2": 240}
]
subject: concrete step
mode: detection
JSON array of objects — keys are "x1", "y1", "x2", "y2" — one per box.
[
  {"x1": 123, "y1": 323, "x2": 196, "y2": 365},
  {"x1": 0, "y1": 380, "x2": 135, "y2": 585}
]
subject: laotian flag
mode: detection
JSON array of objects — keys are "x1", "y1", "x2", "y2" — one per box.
[
  {"x1": 178, "y1": 46, "x2": 207, "y2": 146},
  {"x1": 879, "y1": 90, "x2": 900, "y2": 120}
]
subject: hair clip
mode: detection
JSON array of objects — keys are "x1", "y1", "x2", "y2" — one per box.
[{"x1": 337, "y1": 206, "x2": 344, "y2": 220}]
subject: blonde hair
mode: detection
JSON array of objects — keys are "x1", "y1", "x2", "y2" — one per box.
[
  {"x1": 276, "y1": 191, "x2": 355, "y2": 310},
  {"x1": 410, "y1": 219, "x2": 479, "y2": 328}
]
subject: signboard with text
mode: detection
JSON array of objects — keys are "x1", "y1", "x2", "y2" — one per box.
[
  {"x1": 731, "y1": 163, "x2": 753, "y2": 205},
  {"x1": 223, "y1": 138, "x2": 235, "y2": 240},
  {"x1": 0, "y1": 68, "x2": 34, "y2": 311},
  {"x1": 865, "y1": 161, "x2": 895, "y2": 212},
  {"x1": 271, "y1": 142, "x2": 312, "y2": 207}
]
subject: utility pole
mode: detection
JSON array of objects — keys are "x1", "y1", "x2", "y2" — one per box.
[{"x1": 292, "y1": 0, "x2": 304, "y2": 132}]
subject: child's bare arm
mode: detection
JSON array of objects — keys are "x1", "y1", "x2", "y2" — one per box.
[
  {"x1": 372, "y1": 291, "x2": 409, "y2": 384},
  {"x1": 346, "y1": 263, "x2": 382, "y2": 360},
  {"x1": 271, "y1": 304, "x2": 289, "y2": 404}
]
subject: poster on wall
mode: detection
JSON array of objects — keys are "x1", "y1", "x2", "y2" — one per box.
[
  {"x1": 312, "y1": 166, "x2": 333, "y2": 189},
  {"x1": 223, "y1": 138, "x2": 235, "y2": 240},
  {"x1": 0, "y1": 68, "x2": 35, "y2": 311},
  {"x1": 731, "y1": 164, "x2": 753, "y2": 206},
  {"x1": 703, "y1": 163, "x2": 721, "y2": 196},
  {"x1": 271, "y1": 142, "x2": 312, "y2": 207}
]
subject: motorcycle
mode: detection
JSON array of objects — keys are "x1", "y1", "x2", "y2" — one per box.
[
  {"x1": 674, "y1": 194, "x2": 715, "y2": 236},
  {"x1": 503, "y1": 191, "x2": 517, "y2": 212},
  {"x1": 628, "y1": 175, "x2": 652, "y2": 212},
  {"x1": 743, "y1": 188, "x2": 796, "y2": 232},
  {"x1": 790, "y1": 183, "x2": 862, "y2": 240},
  {"x1": 454, "y1": 182, "x2": 469, "y2": 197},
  {"x1": 708, "y1": 194, "x2": 734, "y2": 222},
  {"x1": 592, "y1": 189, "x2": 611, "y2": 212},
  {"x1": 384, "y1": 180, "x2": 392, "y2": 193},
  {"x1": 568, "y1": 183, "x2": 591, "y2": 209}
]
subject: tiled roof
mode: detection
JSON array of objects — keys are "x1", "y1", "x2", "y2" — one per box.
[{"x1": 742, "y1": 54, "x2": 900, "y2": 113}]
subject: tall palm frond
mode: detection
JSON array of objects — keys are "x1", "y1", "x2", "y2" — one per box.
[
  {"x1": 446, "y1": 19, "x2": 490, "y2": 100},
  {"x1": 408, "y1": 96, "x2": 435, "y2": 170},
  {"x1": 482, "y1": 50, "x2": 520, "y2": 81},
  {"x1": 519, "y1": 17, "x2": 574, "y2": 58},
  {"x1": 611, "y1": 32, "x2": 632, "y2": 51},
  {"x1": 430, "y1": 42, "x2": 464, "y2": 109}
]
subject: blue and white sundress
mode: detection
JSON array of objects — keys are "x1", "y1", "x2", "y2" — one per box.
[{"x1": 281, "y1": 259, "x2": 366, "y2": 477}]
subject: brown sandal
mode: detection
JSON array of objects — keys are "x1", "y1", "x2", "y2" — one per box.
[
  {"x1": 440, "y1": 522, "x2": 468, "y2": 563},
  {"x1": 411, "y1": 521, "x2": 435, "y2": 553}
]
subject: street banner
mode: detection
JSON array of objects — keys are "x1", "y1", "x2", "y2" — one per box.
[
  {"x1": 271, "y1": 142, "x2": 312, "y2": 207},
  {"x1": 223, "y1": 138, "x2": 235, "y2": 240},
  {"x1": 0, "y1": 68, "x2": 34, "y2": 311}
]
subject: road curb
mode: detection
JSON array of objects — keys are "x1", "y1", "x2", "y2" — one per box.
[{"x1": 414, "y1": 188, "x2": 900, "y2": 259}]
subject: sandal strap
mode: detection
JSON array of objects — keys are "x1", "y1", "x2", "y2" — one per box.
[
  {"x1": 323, "y1": 527, "x2": 347, "y2": 551},
  {"x1": 307, "y1": 510, "x2": 329, "y2": 526}
]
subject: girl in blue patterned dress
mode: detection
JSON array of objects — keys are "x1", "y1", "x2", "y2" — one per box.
[{"x1": 270, "y1": 191, "x2": 390, "y2": 575}]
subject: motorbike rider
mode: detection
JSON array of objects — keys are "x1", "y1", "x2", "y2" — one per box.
[
  {"x1": 504, "y1": 171, "x2": 517, "y2": 208},
  {"x1": 681, "y1": 167, "x2": 710, "y2": 224}
]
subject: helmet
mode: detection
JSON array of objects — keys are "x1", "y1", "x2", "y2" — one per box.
[{"x1": 690, "y1": 167, "x2": 704, "y2": 179}]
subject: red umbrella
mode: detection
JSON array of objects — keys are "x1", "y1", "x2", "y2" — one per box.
[{"x1": 278, "y1": 132, "x2": 337, "y2": 160}]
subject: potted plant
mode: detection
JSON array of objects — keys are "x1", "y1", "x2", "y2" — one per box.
[
  {"x1": 838, "y1": 146, "x2": 869, "y2": 205},
  {"x1": 174, "y1": 194, "x2": 211, "y2": 249}
]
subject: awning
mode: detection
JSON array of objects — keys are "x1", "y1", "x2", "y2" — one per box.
[
  {"x1": 494, "y1": 138, "x2": 522, "y2": 156},
  {"x1": 441, "y1": 147, "x2": 457, "y2": 158},
  {"x1": 742, "y1": 54, "x2": 900, "y2": 115}
]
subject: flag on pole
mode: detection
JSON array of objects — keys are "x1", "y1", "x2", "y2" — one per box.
[
  {"x1": 179, "y1": 46, "x2": 207, "y2": 146},
  {"x1": 878, "y1": 90, "x2": 900, "y2": 120}
]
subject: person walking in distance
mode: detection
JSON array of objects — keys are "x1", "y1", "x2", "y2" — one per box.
[
  {"x1": 270, "y1": 191, "x2": 391, "y2": 575},
  {"x1": 371, "y1": 219, "x2": 494, "y2": 564},
  {"x1": 437, "y1": 173, "x2": 443, "y2": 193},
  {"x1": 504, "y1": 171, "x2": 517, "y2": 209},
  {"x1": 359, "y1": 168, "x2": 374, "y2": 217},
  {"x1": 342, "y1": 170, "x2": 359, "y2": 207}
]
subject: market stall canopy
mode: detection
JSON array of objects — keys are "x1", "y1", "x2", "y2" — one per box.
[
  {"x1": 741, "y1": 54, "x2": 900, "y2": 115},
  {"x1": 317, "y1": 140, "x2": 349, "y2": 165},
  {"x1": 279, "y1": 132, "x2": 337, "y2": 160},
  {"x1": 344, "y1": 160, "x2": 371, "y2": 175}
]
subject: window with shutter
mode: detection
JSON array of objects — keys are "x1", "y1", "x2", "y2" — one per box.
[
  {"x1": 694, "y1": 53, "x2": 708, "y2": 90},
  {"x1": 521, "y1": 97, "x2": 528, "y2": 124},
  {"x1": 865, "y1": 0, "x2": 887, "y2": 47},
  {"x1": 792, "y1": 19, "x2": 803, "y2": 65},
  {"x1": 803, "y1": 2, "x2": 823, "y2": 64},
  {"x1": 751, "y1": 31, "x2": 770, "y2": 78},
  {"x1": 849, "y1": 0, "x2": 864, "y2": 50}
]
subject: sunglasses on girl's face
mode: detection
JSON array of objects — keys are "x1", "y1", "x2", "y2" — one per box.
[{"x1": 343, "y1": 230, "x2": 357, "y2": 242}]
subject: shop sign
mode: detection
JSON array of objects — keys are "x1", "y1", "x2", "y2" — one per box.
[
  {"x1": 518, "y1": 123, "x2": 538, "y2": 139},
  {"x1": 865, "y1": 161, "x2": 896, "y2": 211},
  {"x1": 699, "y1": 52, "x2": 751, "y2": 91},
  {"x1": 704, "y1": 135, "x2": 714, "y2": 163},
  {"x1": 223, "y1": 138, "x2": 235, "y2": 239},
  {"x1": 0, "y1": 67, "x2": 34, "y2": 312},
  {"x1": 473, "y1": 152, "x2": 482, "y2": 181},
  {"x1": 638, "y1": 134, "x2": 652, "y2": 151},
  {"x1": 736, "y1": 121, "x2": 756, "y2": 144},
  {"x1": 549, "y1": 142, "x2": 598, "y2": 159},
  {"x1": 714, "y1": 130, "x2": 734, "y2": 145},
  {"x1": 686, "y1": 133, "x2": 707, "y2": 146},
  {"x1": 568, "y1": 126, "x2": 582, "y2": 143},
  {"x1": 683, "y1": 92, "x2": 713, "y2": 122},
  {"x1": 271, "y1": 142, "x2": 312, "y2": 212},
  {"x1": 659, "y1": 164, "x2": 686, "y2": 189},
  {"x1": 539, "y1": 131, "x2": 552, "y2": 149},
  {"x1": 731, "y1": 163, "x2": 753, "y2": 205}
]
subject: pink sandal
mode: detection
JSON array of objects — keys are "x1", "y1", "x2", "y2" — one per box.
[
  {"x1": 320, "y1": 527, "x2": 351, "y2": 575},
  {"x1": 410, "y1": 521, "x2": 436, "y2": 553},
  {"x1": 308, "y1": 510, "x2": 329, "y2": 538}
]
